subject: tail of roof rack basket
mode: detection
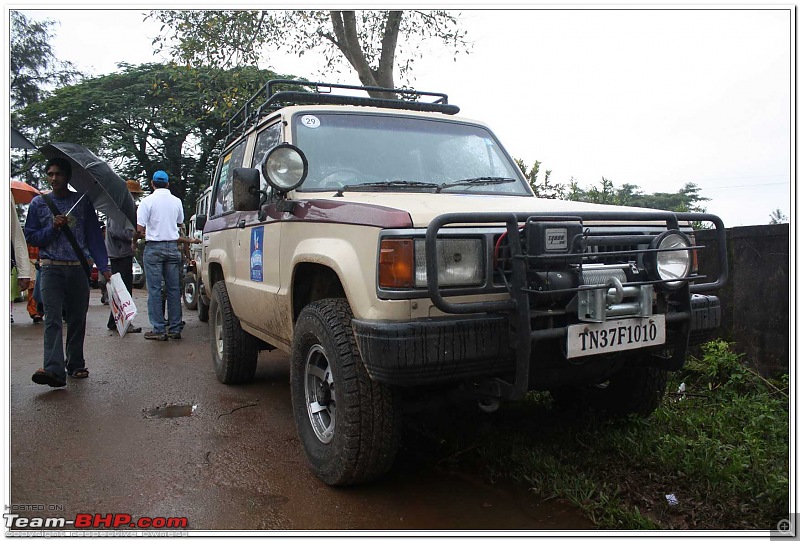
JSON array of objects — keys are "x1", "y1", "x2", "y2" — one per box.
[{"x1": 224, "y1": 79, "x2": 460, "y2": 146}]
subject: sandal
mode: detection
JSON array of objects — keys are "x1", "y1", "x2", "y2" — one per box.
[
  {"x1": 68, "y1": 368, "x2": 89, "y2": 379},
  {"x1": 32, "y1": 368, "x2": 66, "y2": 388}
]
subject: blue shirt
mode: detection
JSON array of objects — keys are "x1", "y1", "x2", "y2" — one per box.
[{"x1": 24, "y1": 191, "x2": 110, "y2": 273}]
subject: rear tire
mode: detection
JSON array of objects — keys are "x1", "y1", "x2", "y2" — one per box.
[
  {"x1": 209, "y1": 280, "x2": 257, "y2": 384},
  {"x1": 291, "y1": 299, "x2": 400, "y2": 486},
  {"x1": 183, "y1": 273, "x2": 198, "y2": 310}
]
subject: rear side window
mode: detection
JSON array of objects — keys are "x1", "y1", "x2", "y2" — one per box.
[{"x1": 212, "y1": 140, "x2": 247, "y2": 216}]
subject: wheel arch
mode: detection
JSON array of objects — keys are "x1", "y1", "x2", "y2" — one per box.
[
  {"x1": 291, "y1": 262, "x2": 346, "y2": 324},
  {"x1": 207, "y1": 261, "x2": 225, "y2": 294},
  {"x1": 287, "y1": 234, "x2": 378, "y2": 324}
]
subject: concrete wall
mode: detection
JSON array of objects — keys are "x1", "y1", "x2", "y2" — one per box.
[{"x1": 695, "y1": 223, "x2": 790, "y2": 377}]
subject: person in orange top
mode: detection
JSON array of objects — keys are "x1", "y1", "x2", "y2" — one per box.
[{"x1": 26, "y1": 243, "x2": 44, "y2": 322}]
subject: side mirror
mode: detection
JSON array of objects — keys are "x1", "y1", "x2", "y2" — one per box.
[
  {"x1": 232, "y1": 167, "x2": 261, "y2": 211},
  {"x1": 195, "y1": 214, "x2": 207, "y2": 231},
  {"x1": 261, "y1": 143, "x2": 308, "y2": 193}
]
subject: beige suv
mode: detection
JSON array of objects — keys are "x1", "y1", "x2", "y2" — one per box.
[{"x1": 196, "y1": 80, "x2": 727, "y2": 486}]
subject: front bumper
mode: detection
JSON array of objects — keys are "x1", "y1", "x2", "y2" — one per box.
[
  {"x1": 352, "y1": 294, "x2": 721, "y2": 388},
  {"x1": 352, "y1": 315, "x2": 514, "y2": 386}
]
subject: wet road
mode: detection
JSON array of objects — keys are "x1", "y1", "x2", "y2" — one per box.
[{"x1": 9, "y1": 288, "x2": 593, "y2": 532}]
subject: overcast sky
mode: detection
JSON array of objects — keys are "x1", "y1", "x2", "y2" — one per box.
[{"x1": 13, "y1": 6, "x2": 794, "y2": 227}]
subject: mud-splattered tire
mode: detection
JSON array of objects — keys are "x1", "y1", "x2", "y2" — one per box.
[
  {"x1": 209, "y1": 280, "x2": 257, "y2": 384},
  {"x1": 551, "y1": 361, "x2": 668, "y2": 417},
  {"x1": 183, "y1": 273, "x2": 198, "y2": 310},
  {"x1": 291, "y1": 299, "x2": 400, "y2": 486}
]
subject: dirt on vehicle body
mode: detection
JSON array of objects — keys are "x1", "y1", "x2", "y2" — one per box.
[{"x1": 196, "y1": 80, "x2": 728, "y2": 486}]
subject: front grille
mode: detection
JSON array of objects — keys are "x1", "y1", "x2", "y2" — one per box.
[
  {"x1": 584, "y1": 242, "x2": 644, "y2": 264},
  {"x1": 493, "y1": 230, "x2": 649, "y2": 283}
]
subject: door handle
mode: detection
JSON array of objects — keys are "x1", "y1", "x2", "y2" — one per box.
[{"x1": 237, "y1": 219, "x2": 246, "y2": 229}]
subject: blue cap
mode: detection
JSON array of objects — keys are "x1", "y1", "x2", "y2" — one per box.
[{"x1": 152, "y1": 170, "x2": 169, "y2": 184}]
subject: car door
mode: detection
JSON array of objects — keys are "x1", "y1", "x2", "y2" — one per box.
[{"x1": 231, "y1": 121, "x2": 285, "y2": 341}]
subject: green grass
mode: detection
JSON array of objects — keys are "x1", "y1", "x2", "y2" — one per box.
[{"x1": 418, "y1": 341, "x2": 789, "y2": 530}]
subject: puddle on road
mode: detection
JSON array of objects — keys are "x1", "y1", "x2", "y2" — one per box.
[{"x1": 144, "y1": 404, "x2": 197, "y2": 419}]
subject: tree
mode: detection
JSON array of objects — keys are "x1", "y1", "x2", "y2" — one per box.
[
  {"x1": 515, "y1": 158, "x2": 564, "y2": 199},
  {"x1": 19, "y1": 63, "x2": 288, "y2": 216},
  {"x1": 10, "y1": 11, "x2": 82, "y2": 180},
  {"x1": 10, "y1": 11, "x2": 81, "y2": 112},
  {"x1": 769, "y1": 209, "x2": 788, "y2": 224},
  {"x1": 567, "y1": 178, "x2": 707, "y2": 213},
  {"x1": 147, "y1": 10, "x2": 470, "y2": 96}
]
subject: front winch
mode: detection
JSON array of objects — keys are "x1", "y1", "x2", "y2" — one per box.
[{"x1": 578, "y1": 274, "x2": 654, "y2": 322}]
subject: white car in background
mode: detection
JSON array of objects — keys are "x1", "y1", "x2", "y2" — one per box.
[{"x1": 132, "y1": 257, "x2": 145, "y2": 288}]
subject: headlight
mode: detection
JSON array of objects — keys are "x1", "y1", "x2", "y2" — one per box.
[
  {"x1": 262, "y1": 143, "x2": 308, "y2": 192},
  {"x1": 647, "y1": 231, "x2": 691, "y2": 289},
  {"x1": 414, "y1": 238, "x2": 484, "y2": 287}
]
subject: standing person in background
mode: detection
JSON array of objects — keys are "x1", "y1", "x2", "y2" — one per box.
[
  {"x1": 136, "y1": 170, "x2": 184, "y2": 341},
  {"x1": 10, "y1": 192, "x2": 32, "y2": 324},
  {"x1": 105, "y1": 180, "x2": 145, "y2": 334},
  {"x1": 98, "y1": 225, "x2": 109, "y2": 305},
  {"x1": 24, "y1": 157, "x2": 111, "y2": 387},
  {"x1": 25, "y1": 242, "x2": 43, "y2": 322}
]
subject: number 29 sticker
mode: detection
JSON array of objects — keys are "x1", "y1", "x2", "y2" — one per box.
[{"x1": 301, "y1": 115, "x2": 321, "y2": 129}]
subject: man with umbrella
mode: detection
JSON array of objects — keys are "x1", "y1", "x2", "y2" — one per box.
[{"x1": 24, "y1": 157, "x2": 111, "y2": 387}]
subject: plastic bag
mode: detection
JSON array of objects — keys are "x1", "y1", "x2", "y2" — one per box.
[{"x1": 109, "y1": 272, "x2": 137, "y2": 336}]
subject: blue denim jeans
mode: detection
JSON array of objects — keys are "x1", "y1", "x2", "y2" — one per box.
[
  {"x1": 40, "y1": 265, "x2": 90, "y2": 379},
  {"x1": 143, "y1": 242, "x2": 183, "y2": 334}
]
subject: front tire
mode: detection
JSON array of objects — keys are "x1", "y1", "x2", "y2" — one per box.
[
  {"x1": 291, "y1": 299, "x2": 400, "y2": 486},
  {"x1": 183, "y1": 273, "x2": 198, "y2": 310},
  {"x1": 209, "y1": 280, "x2": 257, "y2": 384}
]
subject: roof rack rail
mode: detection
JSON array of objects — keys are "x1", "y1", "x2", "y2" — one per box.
[{"x1": 224, "y1": 79, "x2": 459, "y2": 146}]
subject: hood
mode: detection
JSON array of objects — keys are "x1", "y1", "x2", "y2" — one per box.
[{"x1": 297, "y1": 191, "x2": 666, "y2": 228}]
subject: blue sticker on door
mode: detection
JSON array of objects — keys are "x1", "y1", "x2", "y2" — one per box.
[{"x1": 250, "y1": 226, "x2": 264, "y2": 282}]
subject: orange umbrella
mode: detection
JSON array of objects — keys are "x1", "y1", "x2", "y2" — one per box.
[{"x1": 10, "y1": 180, "x2": 41, "y2": 204}]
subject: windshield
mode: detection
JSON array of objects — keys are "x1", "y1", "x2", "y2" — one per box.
[{"x1": 292, "y1": 112, "x2": 530, "y2": 195}]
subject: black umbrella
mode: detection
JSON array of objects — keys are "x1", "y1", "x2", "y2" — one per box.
[{"x1": 40, "y1": 142, "x2": 137, "y2": 229}]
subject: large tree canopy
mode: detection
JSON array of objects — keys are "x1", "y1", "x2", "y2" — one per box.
[
  {"x1": 19, "y1": 63, "x2": 286, "y2": 216},
  {"x1": 147, "y1": 10, "x2": 470, "y2": 95}
]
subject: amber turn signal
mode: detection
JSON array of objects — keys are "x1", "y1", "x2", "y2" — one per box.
[{"x1": 379, "y1": 238, "x2": 414, "y2": 288}]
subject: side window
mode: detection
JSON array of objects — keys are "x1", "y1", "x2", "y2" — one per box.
[
  {"x1": 251, "y1": 123, "x2": 282, "y2": 194},
  {"x1": 212, "y1": 140, "x2": 247, "y2": 216}
]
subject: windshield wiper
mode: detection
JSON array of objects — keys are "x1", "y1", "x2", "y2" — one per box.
[
  {"x1": 335, "y1": 180, "x2": 439, "y2": 197},
  {"x1": 436, "y1": 177, "x2": 517, "y2": 193}
]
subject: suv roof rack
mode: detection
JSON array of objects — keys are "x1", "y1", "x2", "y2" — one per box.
[{"x1": 224, "y1": 79, "x2": 460, "y2": 146}]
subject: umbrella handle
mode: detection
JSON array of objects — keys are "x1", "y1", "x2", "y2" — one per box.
[{"x1": 64, "y1": 192, "x2": 87, "y2": 217}]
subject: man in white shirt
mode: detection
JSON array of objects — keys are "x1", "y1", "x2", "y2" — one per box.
[{"x1": 136, "y1": 170, "x2": 184, "y2": 341}]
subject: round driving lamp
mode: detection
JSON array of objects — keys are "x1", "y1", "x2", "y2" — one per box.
[
  {"x1": 262, "y1": 143, "x2": 308, "y2": 193},
  {"x1": 646, "y1": 230, "x2": 692, "y2": 290}
]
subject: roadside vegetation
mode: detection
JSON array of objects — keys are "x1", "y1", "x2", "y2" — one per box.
[{"x1": 404, "y1": 341, "x2": 789, "y2": 530}]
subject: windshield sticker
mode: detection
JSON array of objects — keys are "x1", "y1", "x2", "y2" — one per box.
[
  {"x1": 301, "y1": 115, "x2": 321, "y2": 129},
  {"x1": 250, "y1": 226, "x2": 264, "y2": 282}
]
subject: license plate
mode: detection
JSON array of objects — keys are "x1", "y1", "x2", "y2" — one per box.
[{"x1": 566, "y1": 315, "x2": 666, "y2": 359}]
